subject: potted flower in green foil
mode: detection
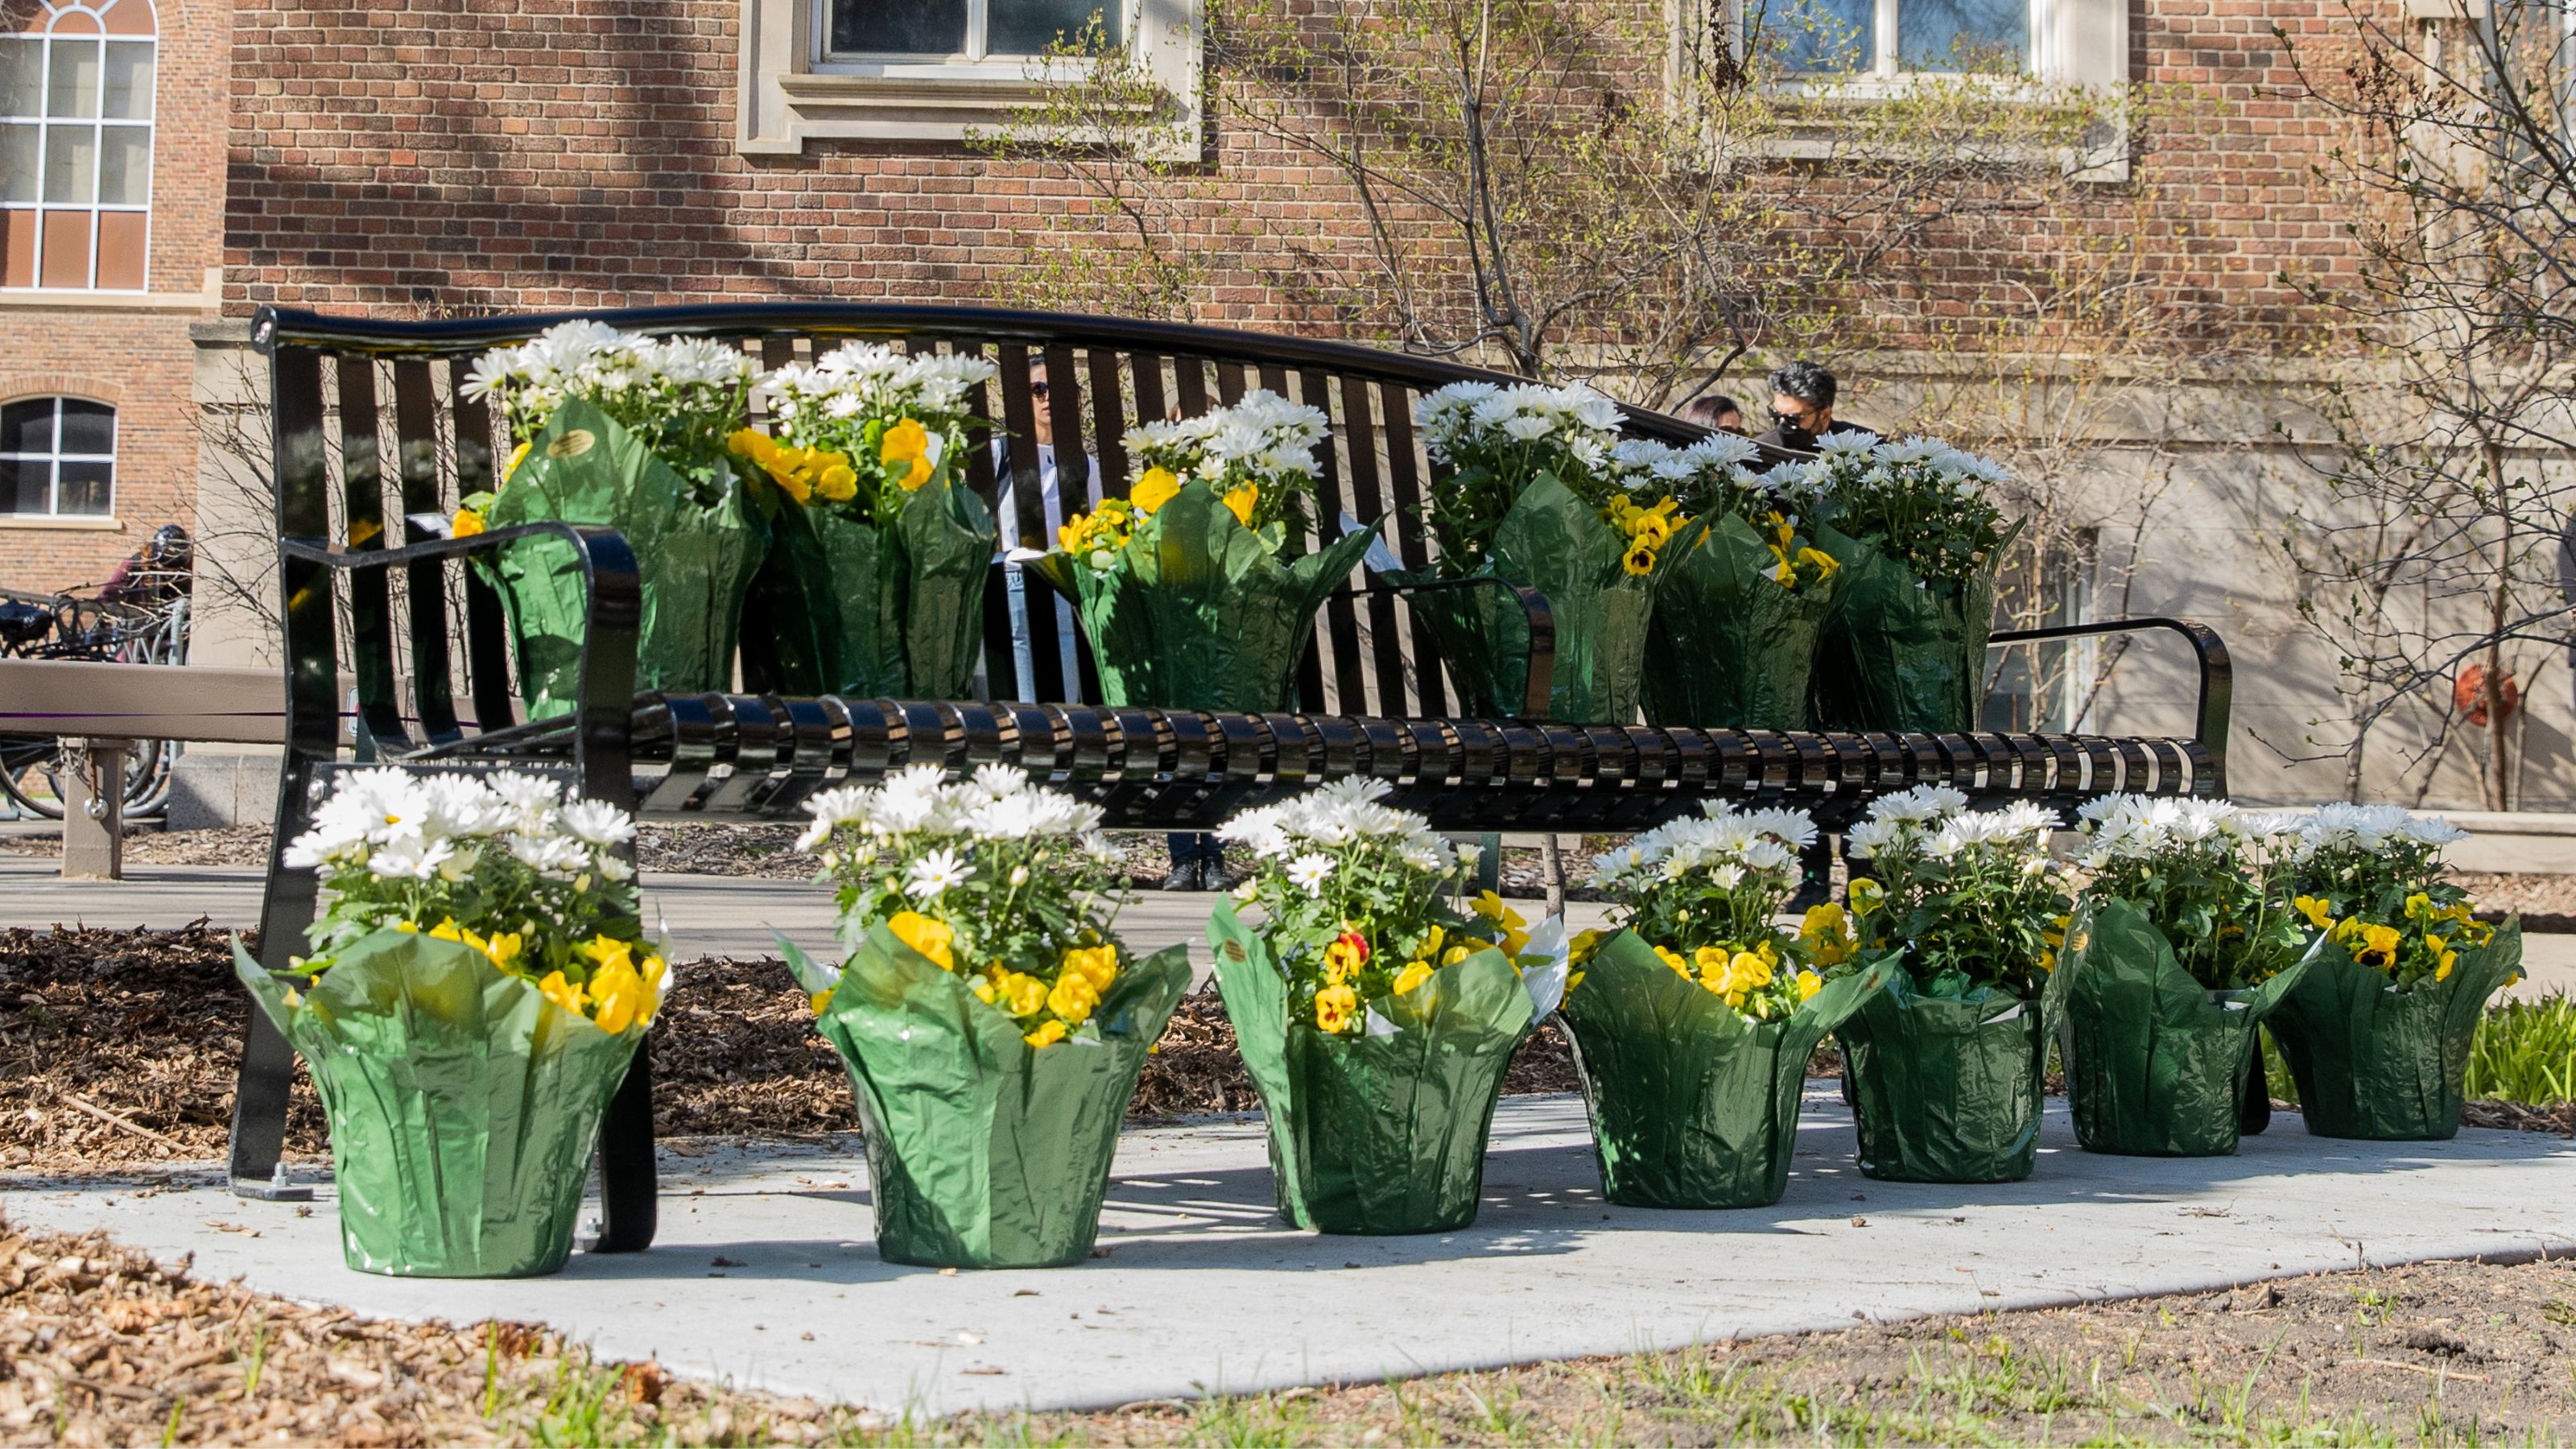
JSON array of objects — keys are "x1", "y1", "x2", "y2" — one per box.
[
  {"x1": 1208, "y1": 780, "x2": 1567, "y2": 1235},
  {"x1": 1029, "y1": 390, "x2": 1374, "y2": 712},
  {"x1": 1406, "y1": 381, "x2": 1665, "y2": 723},
  {"x1": 731, "y1": 343, "x2": 1000, "y2": 698},
  {"x1": 1835, "y1": 786, "x2": 2070, "y2": 1183},
  {"x1": 232, "y1": 768, "x2": 664, "y2": 1278},
  {"x1": 1615, "y1": 436, "x2": 1844, "y2": 731},
  {"x1": 1563, "y1": 803, "x2": 1889, "y2": 1208},
  {"x1": 2048, "y1": 795, "x2": 2319, "y2": 1157},
  {"x1": 2263, "y1": 805, "x2": 2523, "y2": 1141},
  {"x1": 1798, "y1": 436, "x2": 2021, "y2": 734},
  {"x1": 456, "y1": 321, "x2": 766, "y2": 719},
  {"x1": 778, "y1": 764, "x2": 1191, "y2": 1269}
]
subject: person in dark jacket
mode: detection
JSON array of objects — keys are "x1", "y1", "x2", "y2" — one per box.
[{"x1": 1753, "y1": 361, "x2": 1874, "y2": 463}]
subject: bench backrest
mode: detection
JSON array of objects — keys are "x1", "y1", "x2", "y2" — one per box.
[{"x1": 255, "y1": 303, "x2": 1703, "y2": 748}]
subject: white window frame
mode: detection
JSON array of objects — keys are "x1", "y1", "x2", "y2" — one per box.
[
  {"x1": 0, "y1": 394, "x2": 116, "y2": 518},
  {"x1": 1687, "y1": 0, "x2": 2130, "y2": 179},
  {"x1": 0, "y1": 1, "x2": 155, "y2": 292},
  {"x1": 1736, "y1": 0, "x2": 2123, "y2": 88},
  {"x1": 739, "y1": 0, "x2": 1201, "y2": 159}
]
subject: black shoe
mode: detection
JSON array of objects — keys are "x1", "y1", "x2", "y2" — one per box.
[{"x1": 1161, "y1": 860, "x2": 1203, "y2": 891}]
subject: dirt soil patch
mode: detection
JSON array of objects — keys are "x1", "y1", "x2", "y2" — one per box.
[
  {"x1": 8, "y1": 1211, "x2": 2570, "y2": 1445},
  {"x1": 0, "y1": 927, "x2": 1575, "y2": 1173}
]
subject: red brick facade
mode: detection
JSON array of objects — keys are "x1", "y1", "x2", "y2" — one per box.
[
  {"x1": 216, "y1": 0, "x2": 2374, "y2": 344},
  {"x1": 0, "y1": 0, "x2": 230, "y2": 592}
]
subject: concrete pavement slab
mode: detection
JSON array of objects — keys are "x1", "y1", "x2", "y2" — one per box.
[{"x1": 6, "y1": 1092, "x2": 2571, "y2": 1416}]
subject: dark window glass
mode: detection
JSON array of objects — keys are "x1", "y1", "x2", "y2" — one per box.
[
  {"x1": 57, "y1": 397, "x2": 111, "y2": 454},
  {"x1": 55, "y1": 456, "x2": 108, "y2": 514},
  {"x1": 0, "y1": 455, "x2": 36, "y2": 513},
  {"x1": 831, "y1": 0, "x2": 968, "y2": 55},
  {"x1": 1761, "y1": 0, "x2": 1873, "y2": 72},
  {"x1": 1897, "y1": 0, "x2": 2026, "y2": 70},
  {"x1": 989, "y1": 0, "x2": 1121, "y2": 54},
  {"x1": 0, "y1": 397, "x2": 51, "y2": 452}
]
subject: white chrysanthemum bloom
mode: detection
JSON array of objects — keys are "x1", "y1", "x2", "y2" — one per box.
[
  {"x1": 368, "y1": 834, "x2": 454, "y2": 882},
  {"x1": 905, "y1": 847, "x2": 975, "y2": 900},
  {"x1": 1216, "y1": 805, "x2": 1292, "y2": 859},
  {"x1": 1813, "y1": 429, "x2": 1882, "y2": 455},
  {"x1": 2405, "y1": 815, "x2": 2471, "y2": 845},
  {"x1": 972, "y1": 762, "x2": 1029, "y2": 799},
  {"x1": 1285, "y1": 852, "x2": 1335, "y2": 895},
  {"x1": 1843, "y1": 818, "x2": 1895, "y2": 860},
  {"x1": 560, "y1": 799, "x2": 636, "y2": 848},
  {"x1": 507, "y1": 832, "x2": 589, "y2": 879},
  {"x1": 1868, "y1": 785, "x2": 1969, "y2": 824},
  {"x1": 797, "y1": 784, "x2": 872, "y2": 849}
]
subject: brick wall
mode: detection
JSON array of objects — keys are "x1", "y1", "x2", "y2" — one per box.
[
  {"x1": 218, "y1": 0, "x2": 2378, "y2": 348},
  {"x1": 0, "y1": 0, "x2": 231, "y2": 593}
]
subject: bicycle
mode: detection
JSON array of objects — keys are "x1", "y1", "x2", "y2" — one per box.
[{"x1": 0, "y1": 577, "x2": 191, "y2": 821}]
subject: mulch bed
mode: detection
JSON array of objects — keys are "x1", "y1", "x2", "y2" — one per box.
[{"x1": 0, "y1": 926, "x2": 1579, "y2": 1172}]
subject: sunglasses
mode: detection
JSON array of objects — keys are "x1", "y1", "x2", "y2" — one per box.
[{"x1": 1030, "y1": 381, "x2": 1051, "y2": 398}]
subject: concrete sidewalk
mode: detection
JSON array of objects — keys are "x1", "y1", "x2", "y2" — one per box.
[{"x1": 7, "y1": 1092, "x2": 2572, "y2": 1417}]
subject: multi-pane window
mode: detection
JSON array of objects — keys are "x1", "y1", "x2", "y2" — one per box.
[
  {"x1": 1759, "y1": 0, "x2": 2032, "y2": 76},
  {"x1": 827, "y1": 0, "x2": 1121, "y2": 60},
  {"x1": 0, "y1": 0, "x2": 155, "y2": 291},
  {"x1": 0, "y1": 397, "x2": 115, "y2": 517}
]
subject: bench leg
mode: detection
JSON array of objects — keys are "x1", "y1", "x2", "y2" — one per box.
[
  {"x1": 59, "y1": 739, "x2": 126, "y2": 881},
  {"x1": 591, "y1": 1040, "x2": 658, "y2": 1252},
  {"x1": 2240, "y1": 1033, "x2": 2273, "y2": 1137},
  {"x1": 232, "y1": 758, "x2": 319, "y2": 1200}
]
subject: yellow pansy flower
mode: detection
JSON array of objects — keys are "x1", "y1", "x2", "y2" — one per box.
[
  {"x1": 1314, "y1": 982, "x2": 1360, "y2": 1034},
  {"x1": 1221, "y1": 483, "x2": 1259, "y2": 527},
  {"x1": 481, "y1": 931, "x2": 523, "y2": 969},
  {"x1": 1653, "y1": 944, "x2": 1690, "y2": 977},
  {"x1": 1567, "y1": 927, "x2": 1602, "y2": 964},
  {"x1": 503, "y1": 440, "x2": 532, "y2": 484},
  {"x1": 578, "y1": 934, "x2": 636, "y2": 975},
  {"x1": 1046, "y1": 970, "x2": 1101, "y2": 1026},
  {"x1": 2353, "y1": 923, "x2": 2402, "y2": 970},
  {"x1": 1796, "y1": 969, "x2": 1823, "y2": 1002},
  {"x1": 1622, "y1": 539, "x2": 1656, "y2": 576},
  {"x1": 816, "y1": 460, "x2": 860, "y2": 502},
  {"x1": 996, "y1": 970, "x2": 1048, "y2": 1018},
  {"x1": 887, "y1": 910, "x2": 956, "y2": 971},
  {"x1": 1131, "y1": 467, "x2": 1182, "y2": 515},
  {"x1": 591, "y1": 960, "x2": 648, "y2": 1034},
  {"x1": 1060, "y1": 943, "x2": 1119, "y2": 995},
  {"x1": 810, "y1": 987, "x2": 835, "y2": 1016},
  {"x1": 881, "y1": 419, "x2": 935, "y2": 489},
  {"x1": 1024, "y1": 1019, "x2": 1068, "y2": 1049},
  {"x1": 452, "y1": 506, "x2": 486, "y2": 539},
  {"x1": 2293, "y1": 895, "x2": 2337, "y2": 931},
  {"x1": 1393, "y1": 960, "x2": 1434, "y2": 995},
  {"x1": 1848, "y1": 877, "x2": 1886, "y2": 917},
  {"x1": 537, "y1": 969, "x2": 588, "y2": 1018}
]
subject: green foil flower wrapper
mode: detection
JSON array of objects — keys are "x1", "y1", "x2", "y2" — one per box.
[
  {"x1": 782, "y1": 926, "x2": 1192, "y2": 1269},
  {"x1": 1809, "y1": 520, "x2": 2017, "y2": 736},
  {"x1": 1208, "y1": 899, "x2": 1543, "y2": 1235},
  {"x1": 480, "y1": 398, "x2": 767, "y2": 720},
  {"x1": 1640, "y1": 513, "x2": 1840, "y2": 732},
  {"x1": 1838, "y1": 970, "x2": 2046, "y2": 1183},
  {"x1": 1394, "y1": 474, "x2": 1653, "y2": 724},
  {"x1": 2045, "y1": 898, "x2": 2322, "y2": 1158},
  {"x1": 1027, "y1": 484, "x2": 1377, "y2": 712},
  {"x1": 2264, "y1": 918, "x2": 2524, "y2": 1141},
  {"x1": 230, "y1": 930, "x2": 646, "y2": 1278},
  {"x1": 739, "y1": 477, "x2": 997, "y2": 700},
  {"x1": 1558, "y1": 932, "x2": 1890, "y2": 1208}
]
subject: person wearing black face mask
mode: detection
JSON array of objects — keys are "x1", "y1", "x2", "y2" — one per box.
[{"x1": 1753, "y1": 360, "x2": 1872, "y2": 463}]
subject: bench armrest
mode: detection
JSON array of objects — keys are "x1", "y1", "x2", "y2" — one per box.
[
  {"x1": 1366, "y1": 574, "x2": 1558, "y2": 720},
  {"x1": 1988, "y1": 616, "x2": 2231, "y2": 792},
  {"x1": 278, "y1": 522, "x2": 641, "y2": 804}
]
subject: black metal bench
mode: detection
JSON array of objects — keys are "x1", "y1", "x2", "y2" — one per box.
[{"x1": 225, "y1": 303, "x2": 2234, "y2": 1253}]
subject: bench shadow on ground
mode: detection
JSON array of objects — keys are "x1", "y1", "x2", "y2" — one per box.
[{"x1": 577, "y1": 1102, "x2": 2576, "y2": 1286}]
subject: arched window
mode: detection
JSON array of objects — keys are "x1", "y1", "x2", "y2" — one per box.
[
  {"x1": 0, "y1": 396, "x2": 114, "y2": 515},
  {"x1": 0, "y1": 0, "x2": 155, "y2": 291}
]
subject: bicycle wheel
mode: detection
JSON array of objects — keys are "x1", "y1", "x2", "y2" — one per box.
[{"x1": 0, "y1": 737, "x2": 65, "y2": 820}]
